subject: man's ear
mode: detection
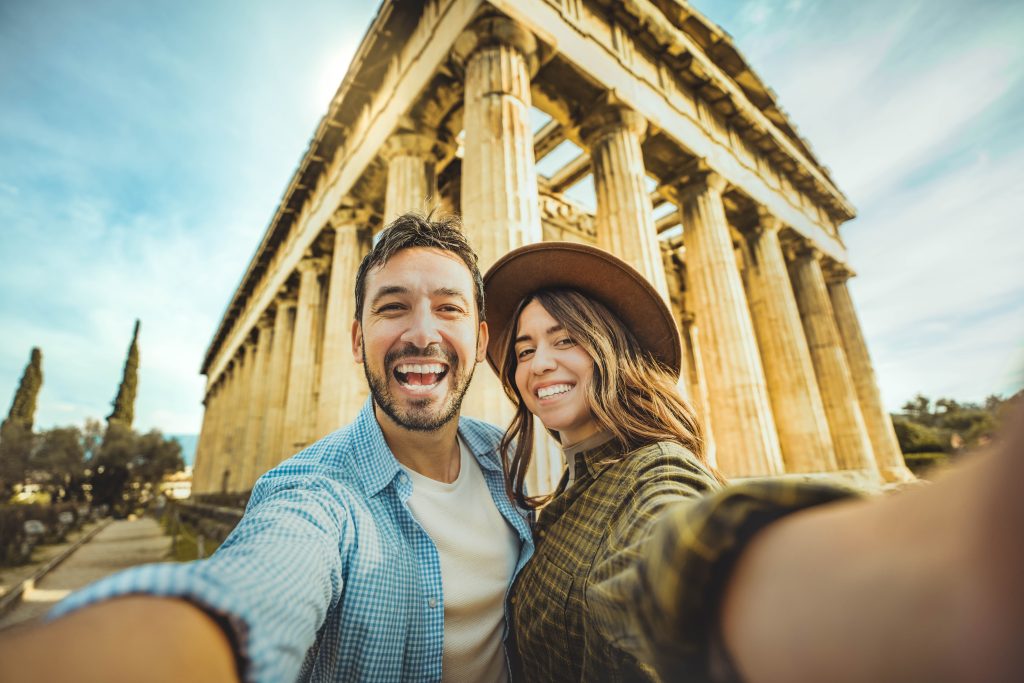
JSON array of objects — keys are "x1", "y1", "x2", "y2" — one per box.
[
  {"x1": 476, "y1": 321, "x2": 489, "y2": 363},
  {"x1": 351, "y1": 319, "x2": 363, "y2": 364}
]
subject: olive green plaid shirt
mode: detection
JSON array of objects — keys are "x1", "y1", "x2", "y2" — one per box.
[{"x1": 508, "y1": 438, "x2": 854, "y2": 682}]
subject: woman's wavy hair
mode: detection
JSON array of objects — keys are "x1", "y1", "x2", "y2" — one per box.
[{"x1": 497, "y1": 288, "x2": 717, "y2": 509}]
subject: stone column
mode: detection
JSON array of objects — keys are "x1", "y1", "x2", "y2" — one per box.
[
  {"x1": 583, "y1": 103, "x2": 668, "y2": 297},
  {"x1": 216, "y1": 362, "x2": 238, "y2": 492},
  {"x1": 455, "y1": 14, "x2": 543, "y2": 268},
  {"x1": 260, "y1": 294, "x2": 296, "y2": 473},
  {"x1": 743, "y1": 213, "x2": 836, "y2": 473},
  {"x1": 283, "y1": 256, "x2": 328, "y2": 453},
  {"x1": 318, "y1": 208, "x2": 371, "y2": 437},
  {"x1": 200, "y1": 380, "x2": 226, "y2": 495},
  {"x1": 228, "y1": 339, "x2": 257, "y2": 491},
  {"x1": 677, "y1": 171, "x2": 784, "y2": 477},
  {"x1": 788, "y1": 245, "x2": 877, "y2": 474},
  {"x1": 827, "y1": 267, "x2": 914, "y2": 482},
  {"x1": 661, "y1": 247, "x2": 694, "y2": 400},
  {"x1": 191, "y1": 390, "x2": 216, "y2": 494},
  {"x1": 680, "y1": 307, "x2": 716, "y2": 468},
  {"x1": 237, "y1": 314, "x2": 274, "y2": 490},
  {"x1": 382, "y1": 130, "x2": 438, "y2": 224},
  {"x1": 454, "y1": 15, "x2": 543, "y2": 456}
]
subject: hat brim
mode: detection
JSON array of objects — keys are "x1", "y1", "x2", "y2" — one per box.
[{"x1": 483, "y1": 241, "x2": 682, "y2": 378}]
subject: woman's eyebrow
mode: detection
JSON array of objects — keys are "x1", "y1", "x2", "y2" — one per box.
[{"x1": 515, "y1": 324, "x2": 564, "y2": 344}]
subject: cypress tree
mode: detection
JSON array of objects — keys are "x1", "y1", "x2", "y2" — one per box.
[
  {"x1": 3, "y1": 347, "x2": 43, "y2": 431},
  {"x1": 1, "y1": 347, "x2": 41, "y2": 495},
  {"x1": 107, "y1": 320, "x2": 140, "y2": 430}
]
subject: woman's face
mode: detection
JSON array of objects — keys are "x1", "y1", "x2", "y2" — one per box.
[{"x1": 513, "y1": 299, "x2": 600, "y2": 444}]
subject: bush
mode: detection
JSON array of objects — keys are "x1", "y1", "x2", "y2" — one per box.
[
  {"x1": 903, "y1": 452, "x2": 951, "y2": 478},
  {"x1": 0, "y1": 501, "x2": 86, "y2": 565}
]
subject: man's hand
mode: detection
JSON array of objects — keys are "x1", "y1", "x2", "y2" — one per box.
[{"x1": 0, "y1": 596, "x2": 238, "y2": 683}]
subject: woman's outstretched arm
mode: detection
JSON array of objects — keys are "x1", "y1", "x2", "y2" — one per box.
[{"x1": 721, "y1": 411, "x2": 1024, "y2": 683}]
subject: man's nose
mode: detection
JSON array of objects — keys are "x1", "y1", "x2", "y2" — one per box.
[{"x1": 400, "y1": 305, "x2": 443, "y2": 348}]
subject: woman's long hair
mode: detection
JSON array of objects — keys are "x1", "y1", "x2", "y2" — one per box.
[{"x1": 497, "y1": 288, "x2": 716, "y2": 509}]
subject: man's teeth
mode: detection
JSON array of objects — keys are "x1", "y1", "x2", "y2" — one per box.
[
  {"x1": 396, "y1": 363, "x2": 446, "y2": 374},
  {"x1": 537, "y1": 384, "x2": 573, "y2": 399}
]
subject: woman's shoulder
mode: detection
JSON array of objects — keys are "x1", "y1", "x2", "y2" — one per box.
[{"x1": 620, "y1": 440, "x2": 720, "y2": 488}]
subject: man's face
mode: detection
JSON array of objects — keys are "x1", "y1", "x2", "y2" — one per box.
[{"x1": 352, "y1": 247, "x2": 488, "y2": 432}]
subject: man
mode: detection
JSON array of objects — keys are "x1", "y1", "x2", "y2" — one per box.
[{"x1": 0, "y1": 213, "x2": 532, "y2": 682}]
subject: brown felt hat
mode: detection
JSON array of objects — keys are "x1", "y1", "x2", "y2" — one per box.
[{"x1": 483, "y1": 241, "x2": 681, "y2": 378}]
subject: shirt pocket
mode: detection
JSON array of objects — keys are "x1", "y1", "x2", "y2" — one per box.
[{"x1": 513, "y1": 553, "x2": 579, "y2": 680}]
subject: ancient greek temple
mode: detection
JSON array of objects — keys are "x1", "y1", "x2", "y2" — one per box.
[{"x1": 191, "y1": 0, "x2": 912, "y2": 496}]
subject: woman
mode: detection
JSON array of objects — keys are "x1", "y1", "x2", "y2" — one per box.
[{"x1": 482, "y1": 241, "x2": 776, "y2": 681}]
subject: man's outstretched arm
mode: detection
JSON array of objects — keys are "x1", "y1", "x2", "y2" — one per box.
[{"x1": 0, "y1": 596, "x2": 237, "y2": 682}]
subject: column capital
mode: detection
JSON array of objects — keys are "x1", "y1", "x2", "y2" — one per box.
[
  {"x1": 754, "y1": 207, "x2": 784, "y2": 235},
  {"x1": 274, "y1": 288, "x2": 299, "y2": 308},
  {"x1": 823, "y1": 260, "x2": 856, "y2": 284},
  {"x1": 579, "y1": 100, "x2": 647, "y2": 148},
  {"x1": 329, "y1": 204, "x2": 374, "y2": 229},
  {"x1": 296, "y1": 254, "x2": 330, "y2": 275},
  {"x1": 380, "y1": 129, "x2": 440, "y2": 162},
  {"x1": 785, "y1": 238, "x2": 822, "y2": 263},
  {"x1": 675, "y1": 167, "x2": 728, "y2": 203},
  {"x1": 452, "y1": 14, "x2": 538, "y2": 75},
  {"x1": 256, "y1": 310, "x2": 275, "y2": 330}
]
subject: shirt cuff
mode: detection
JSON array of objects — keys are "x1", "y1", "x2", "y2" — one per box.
[{"x1": 634, "y1": 480, "x2": 859, "y2": 682}]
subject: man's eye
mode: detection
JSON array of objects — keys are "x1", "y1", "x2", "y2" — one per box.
[
  {"x1": 438, "y1": 305, "x2": 464, "y2": 314},
  {"x1": 375, "y1": 303, "x2": 404, "y2": 313}
]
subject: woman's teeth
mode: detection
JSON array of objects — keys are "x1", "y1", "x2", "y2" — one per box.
[{"x1": 537, "y1": 384, "x2": 573, "y2": 399}]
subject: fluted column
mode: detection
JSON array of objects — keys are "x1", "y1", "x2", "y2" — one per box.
[
  {"x1": 455, "y1": 14, "x2": 543, "y2": 268},
  {"x1": 237, "y1": 314, "x2": 274, "y2": 490},
  {"x1": 283, "y1": 256, "x2": 328, "y2": 453},
  {"x1": 191, "y1": 388, "x2": 216, "y2": 494},
  {"x1": 382, "y1": 131, "x2": 438, "y2": 224},
  {"x1": 827, "y1": 267, "x2": 914, "y2": 482},
  {"x1": 680, "y1": 305, "x2": 716, "y2": 468},
  {"x1": 228, "y1": 339, "x2": 257, "y2": 491},
  {"x1": 744, "y1": 213, "x2": 836, "y2": 472},
  {"x1": 260, "y1": 294, "x2": 296, "y2": 473},
  {"x1": 583, "y1": 103, "x2": 668, "y2": 297},
  {"x1": 677, "y1": 171, "x2": 783, "y2": 477},
  {"x1": 200, "y1": 380, "x2": 227, "y2": 494},
  {"x1": 455, "y1": 15, "x2": 543, "y2": 466},
  {"x1": 216, "y1": 362, "x2": 239, "y2": 492},
  {"x1": 788, "y1": 245, "x2": 877, "y2": 474},
  {"x1": 318, "y1": 208, "x2": 371, "y2": 437}
]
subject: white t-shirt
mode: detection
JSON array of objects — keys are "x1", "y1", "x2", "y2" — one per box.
[{"x1": 400, "y1": 439, "x2": 520, "y2": 682}]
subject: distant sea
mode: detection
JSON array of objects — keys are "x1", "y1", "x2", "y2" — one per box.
[{"x1": 169, "y1": 434, "x2": 198, "y2": 467}]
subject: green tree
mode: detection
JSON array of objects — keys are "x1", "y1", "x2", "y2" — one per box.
[
  {"x1": 4, "y1": 347, "x2": 43, "y2": 430},
  {"x1": 0, "y1": 348, "x2": 43, "y2": 497},
  {"x1": 31, "y1": 426, "x2": 86, "y2": 499},
  {"x1": 107, "y1": 320, "x2": 140, "y2": 430}
]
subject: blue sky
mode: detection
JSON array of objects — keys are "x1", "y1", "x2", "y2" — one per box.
[{"x1": 1, "y1": 0, "x2": 1022, "y2": 438}]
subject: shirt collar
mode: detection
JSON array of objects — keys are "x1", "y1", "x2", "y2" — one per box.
[
  {"x1": 347, "y1": 397, "x2": 503, "y2": 498},
  {"x1": 562, "y1": 429, "x2": 616, "y2": 486}
]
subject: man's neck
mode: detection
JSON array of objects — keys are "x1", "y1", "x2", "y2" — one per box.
[{"x1": 374, "y1": 404, "x2": 462, "y2": 483}]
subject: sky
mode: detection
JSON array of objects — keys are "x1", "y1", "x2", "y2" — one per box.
[{"x1": 1, "y1": 0, "x2": 1022, "y2": 440}]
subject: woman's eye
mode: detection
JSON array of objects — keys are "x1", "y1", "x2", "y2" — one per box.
[
  {"x1": 555, "y1": 337, "x2": 575, "y2": 347},
  {"x1": 517, "y1": 348, "x2": 534, "y2": 360}
]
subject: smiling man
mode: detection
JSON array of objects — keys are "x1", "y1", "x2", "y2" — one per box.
[{"x1": 0, "y1": 213, "x2": 533, "y2": 683}]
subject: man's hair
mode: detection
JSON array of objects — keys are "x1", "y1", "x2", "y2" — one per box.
[
  {"x1": 353, "y1": 212, "x2": 484, "y2": 320},
  {"x1": 496, "y1": 288, "x2": 718, "y2": 509}
]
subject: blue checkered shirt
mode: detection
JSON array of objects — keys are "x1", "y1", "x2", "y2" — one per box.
[{"x1": 50, "y1": 400, "x2": 535, "y2": 681}]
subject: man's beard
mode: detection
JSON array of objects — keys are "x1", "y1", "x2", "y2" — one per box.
[{"x1": 363, "y1": 340, "x2": 475, "y2": 431}]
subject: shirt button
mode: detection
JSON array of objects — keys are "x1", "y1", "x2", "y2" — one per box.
[{"x1": 428, "y1": 597, "x2": 438, "y2": 608}]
